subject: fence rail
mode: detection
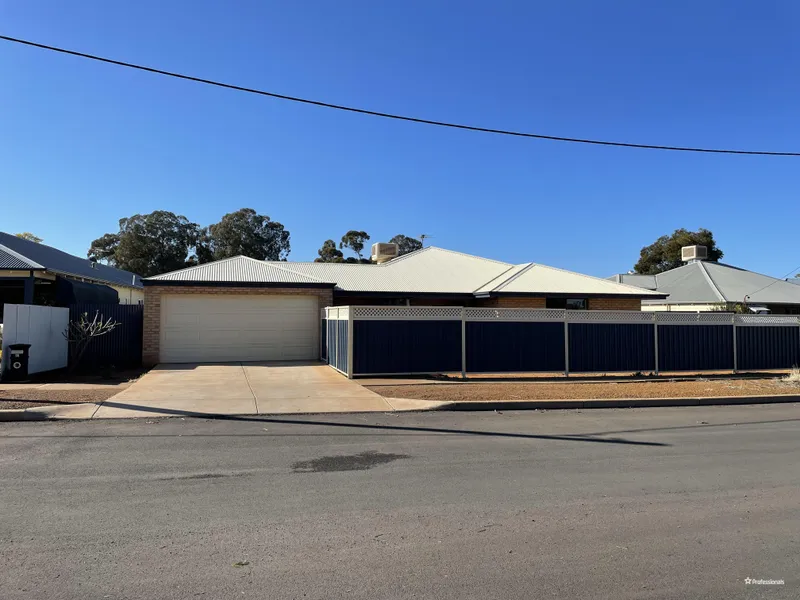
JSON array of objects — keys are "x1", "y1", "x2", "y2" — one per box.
[{"x1": 322, "y1": 306, "x2": 800, "y2": 378}]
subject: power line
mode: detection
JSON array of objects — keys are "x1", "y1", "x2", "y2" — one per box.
[
  {"x1": 743, "y1": 264, "x2": 800, "y2": 303},
  {"x1": 3, "y1": 33, "x2": 800, "y2": 157}
]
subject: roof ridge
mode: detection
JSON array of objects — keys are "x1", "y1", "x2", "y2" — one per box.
[
  {"x1": 0, "y1": 243, "x2": 43, "y2": 269},
  {"x1": 484, "y1": 263, "x2": 535, "y2": 293},
  {"x1": 419, "y1": 246, "x2": 512, "y2": 267},
  {"x1": 247, "y1": 257, "x2": 331, "y2": 283},
  {"x1": 375, "y1": 245, "x2": 433, "y2": 267},
  {"x1": 471, "y1": 263, "x2": 522, "y2": 294},
  {"x1": 697, "y1": 261, "x2": 727, "y2": 302},
  {"x1": 535, "y1": 262, "x2": 664, "y2": 295}
]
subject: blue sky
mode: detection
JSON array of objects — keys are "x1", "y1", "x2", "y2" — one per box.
[{"x1": 2, "y1": 1, "x2": 799, "y2": 277}]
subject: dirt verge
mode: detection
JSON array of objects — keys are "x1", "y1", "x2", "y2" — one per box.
[
  {"x1": 0, "y1": 389, "x2": 122, "y2": 411},
  {"x1": 366, "y1": 378, "x2": 800, "y2": 402}
]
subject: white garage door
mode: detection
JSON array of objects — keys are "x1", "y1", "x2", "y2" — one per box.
[{"x1": 160, "y1": 294, "x2": 319, "y2": 363}]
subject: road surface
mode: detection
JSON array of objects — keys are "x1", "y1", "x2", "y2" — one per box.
[{"x1": 2, "y1": 404, "x2": 799, "y2": 599}]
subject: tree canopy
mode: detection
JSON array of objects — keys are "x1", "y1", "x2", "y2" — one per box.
[
  {"x1": 339, "y1": 230, "x2": 370, "y2": 261},
  {"x1": 634, "y1": 228, "x2": 723, "y2": 275},
  {"x1": 315, "y1": 239, "x2": 344, "y2": 263},
  {"x1": 88, "y1": 211, "x2": 202, "y2": 277},
  {"x1": 202, "y1": 208, "x2": 290, "y2": 262},
  {"x1": 389, "y1": 234, "x2": 423, "y2": 256},
  {"x1": 15, "y1": 232, "x2": 43, "y2": 243}
]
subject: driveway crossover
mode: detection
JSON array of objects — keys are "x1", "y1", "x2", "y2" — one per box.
[{"x1": 92, "y1": 362, "x2": 392, "y2": 418}]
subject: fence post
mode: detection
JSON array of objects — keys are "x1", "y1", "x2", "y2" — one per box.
[
  {"x1": 653, "y1": 312, "x2": 659, "y2": 375},
  {"x1": 563, "y1": 314, "x2": 570, "y2": 377},
  {"x1": 461, "y1": 307, "x2": 467, "y2": 379},
  {"x1": 346, "y1": 307, "x2": 354, "y2": 379},
  {"x1": 732, "y1": 313, "x2": 738, "y2": 374}
]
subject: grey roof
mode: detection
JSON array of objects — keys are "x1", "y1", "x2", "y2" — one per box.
[
  {"x1": 0, "y1": 232, "x2": 143, "y2": 288},
  {"x1": 613, "y1": 261, "x2": 800, "y2": 306},
  {"x1": 148, "y1": 246, "x2": 663, "y2": 298},
  {"x1": 607, "y1": 274, "x2": 658, "y2": 290},
  {"x1": 148, "y1": 256, "x2": 331, "y2": 284}
]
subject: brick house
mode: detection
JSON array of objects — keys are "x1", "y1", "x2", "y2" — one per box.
[{"x1": 142, "y1": 246, "x2": 664, "y2": 365}]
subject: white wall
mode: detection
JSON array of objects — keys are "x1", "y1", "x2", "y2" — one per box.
[
  {"x1": 110, "y1": 285, "x2": 145, "y2": 304},
  {"x1": 1, "y1": 304, "x2": 69, "y2": 374},
  {"x1": 642, "y1": 303, "x2": 719, "y2": 312}
]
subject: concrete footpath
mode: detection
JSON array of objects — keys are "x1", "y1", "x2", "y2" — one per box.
[{"x1": 2, "y1": 393, "x2": 800, "y2": 421}]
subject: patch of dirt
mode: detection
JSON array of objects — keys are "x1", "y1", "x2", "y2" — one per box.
[
  {"x1": 366, "y1": 378, "x2": 800, "y2": 402},
  {"x1": 0, "y1": 389, "x2": 121, "y2": 411}
]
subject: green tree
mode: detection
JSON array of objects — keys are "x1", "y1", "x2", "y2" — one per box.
[
  {"x1": 634, "y1": 228, "x2": 723, "y2": 275},
  {"x1": 202, "y1": 208, "x2": 290, "y2": 262},
  {"x1": 88, "y1": 211, "x2": 202, "y2": 277},
  {"x1": 339, "y1": 230, "x2": 370, "y2": 261},
  {"x1": 15, "y1": 232, "x2": 43, "y2": 243},
  {"x1": 389, "y1": 234, "x2": 423, "y2": 256},
  {"x1": 315, "y1": 239, "x2": 344, "y2": 263}
]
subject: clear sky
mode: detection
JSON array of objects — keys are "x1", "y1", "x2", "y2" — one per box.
[{"x1": 2, "y1": 1, "x2": 799, "y2": 277}]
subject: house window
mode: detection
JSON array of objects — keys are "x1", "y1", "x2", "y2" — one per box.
[{"x1": 546, "y1": 297, "x2": 587, "y2": 310}]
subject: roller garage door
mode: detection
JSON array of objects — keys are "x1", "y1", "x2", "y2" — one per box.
[{"x1": 160, "y1": 294, "x2": 319, "y2": 363}]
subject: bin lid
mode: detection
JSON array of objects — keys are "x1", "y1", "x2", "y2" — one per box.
[{"x1": 8, "y1": 343, "x2": 32, "y2": 350}]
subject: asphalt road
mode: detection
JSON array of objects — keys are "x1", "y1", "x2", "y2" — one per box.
[{"x1": 1, "y1": 405, "x2": 799, "y2": 600}]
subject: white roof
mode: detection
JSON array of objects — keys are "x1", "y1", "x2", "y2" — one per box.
[
  {"x1": 147, "y1": 247, "x2": 663, "y2": 297},
  {"x1": 148, "y1": 256, "x2": 329, "y2": 284}
]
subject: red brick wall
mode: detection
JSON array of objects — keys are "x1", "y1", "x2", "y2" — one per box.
[
  {"x1": 332, "y1": 295, "x2": 642, "y2": 310},
  {"x1": 476, "y1": 297, "x2": 547, "y2": 308},
  {"x1": 142, "y1": 286, "x2": 333, "y2": 366},
  {"x1": 587, "y1": 298, "x2": 642, "y2": 311}
]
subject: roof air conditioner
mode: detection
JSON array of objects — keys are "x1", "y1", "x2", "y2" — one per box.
[
  {"x1": 371, "y1": 242, "x2": 398, "y2": 264},
  {"x1": 681, "y1": 245, "x2": 708, "y2": 262}
]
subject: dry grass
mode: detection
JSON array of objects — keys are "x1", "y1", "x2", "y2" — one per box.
[{"x1": 782, "y1": 366, "x2": 800, "y2": 385}]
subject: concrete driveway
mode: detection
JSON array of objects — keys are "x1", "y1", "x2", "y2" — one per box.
[{"x1": 92, "y1": 362, "x2": 392, "y2": 418}]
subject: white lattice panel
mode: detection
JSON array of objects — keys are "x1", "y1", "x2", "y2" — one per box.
[
  {"x1": 465, "y1": 308, "x2": 566, "y2": 322},
  {"x1": 654, "y1": 312, "x2": 733, "y2": 325},
  {"x1": 735, "y1": 315, "x2": 800, "y2": 327},
  {"x1": 351, "y1": 306, "x2": 463, "y2": 320},
  {"x1": 566, "y1": 310, "x2": 654, "y2": 323}
]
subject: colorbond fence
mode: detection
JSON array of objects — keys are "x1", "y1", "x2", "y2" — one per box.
[
  {"x1": 322, "y1": 306, "x2": 800, "y2": 378},
  {"x1": 69, "y1": 303, "x2": 144, "y2": 371}
]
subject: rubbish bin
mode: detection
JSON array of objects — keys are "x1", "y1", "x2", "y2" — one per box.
[{"x1": 3, "y1": 343, "x2": 32, "y2": 382}]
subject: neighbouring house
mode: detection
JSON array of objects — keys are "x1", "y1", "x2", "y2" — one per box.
[
  {"x1": 141, "y1": 245, "x2": 665, "y2": 364},
  {"x1": 609, "y1": 245, "x2": 800, "y2": 314},
  {"x1": 0, "y1": 231, "x2": 144, "y2": 324}
]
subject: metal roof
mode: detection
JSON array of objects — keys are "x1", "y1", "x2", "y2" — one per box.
[
  {"x1": 615, "y1": 261, "x2": 800, "y2": 306},
  {"x1": 147, "y1": 256, "x2": 331, "y2": 284},
  {"x1": 265, "y1": 247, "x2": 516, "y2": 293},
  {"x1": 147, "y1": 246, "x2": 662, "y2": 297},
  {"x1": 495, "y1": 263, "x2": 664, "y2": 296},
  {"x1": 607, "y1": 274, "x2": 658, "y2": 290},
  {"x1": 0, "y1": 244, "x2": 42, "y2": 270},
  {"x1": 0, "y1": 232, "x2": 143, "y2": 288}
]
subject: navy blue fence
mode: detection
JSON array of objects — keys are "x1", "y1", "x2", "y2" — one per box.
[
  {"x1": 466, "y1": 321, "x2": 564, "y2": 372},
  {"x1": 323, "y1": 307, "x2": 800, "y2": 378},
  {"x1": 353, "y1": 320, "x2": 461, "y2": 375},
  {"x1": 68, "y1": 303, "x2": 143, "y2": 371}
]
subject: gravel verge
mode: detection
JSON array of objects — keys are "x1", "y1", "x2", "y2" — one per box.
[
  {"x1": 366, "y1": 378, "x2": 800, "y2": 402},
  {"x1": 0, "y1": 389, "x2": 120, "y2": 411}
]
